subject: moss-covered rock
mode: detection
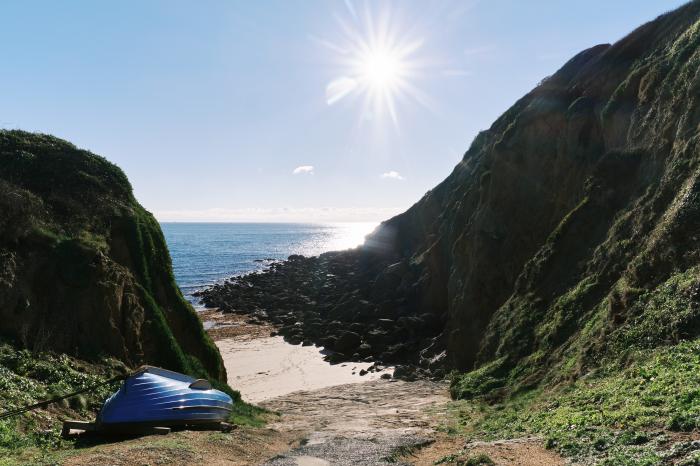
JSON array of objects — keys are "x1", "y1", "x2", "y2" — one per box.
[{"x1": 0, "y1": 130, "x2": 225, "y2": 383}]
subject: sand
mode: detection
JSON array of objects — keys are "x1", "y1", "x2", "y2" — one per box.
[{"x1": 217, "y1": 336, "x2": 392, "y2": 403}]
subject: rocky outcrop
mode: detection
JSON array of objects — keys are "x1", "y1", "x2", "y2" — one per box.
[
  {"x1": 200, "y1": 2, "x2": 700, "y2": 388},
  {"x1": 0, "y1": 131, "x2": 226, "y2": 382},
  {"x1": 196, "y1": 253, "x2": 445, "y2": 376}
]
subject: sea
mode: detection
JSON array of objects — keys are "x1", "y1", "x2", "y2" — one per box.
[{"x1": 161, "y1": 222, "x2": 377, "y2": 308}]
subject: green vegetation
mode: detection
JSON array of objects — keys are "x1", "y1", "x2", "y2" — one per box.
[
  {"x1": 0, "y1": 341, "x2": 124, "y2": 464},
  {"x1": 607, "y1": 268, "x2": 700, "y2": 354},
  {"x1": 448, "y1": 340, "x2": 700, "y2": 464},
  {"x1": 228, "y1": 399, "x2": 268, "y2": 428},
  {"x1": 0, "y1": 339, "x2": 265, "y2": 465},
  {"x1": 0, "y1": 129, "x2": 225, "y2": 381},
  {"x1": 449, "y1": 266, "x2": 700, "y2": 463},
  {"x1": 0, "y1": 130, "x2": 263, "y2": 463},
  {"x1": 435, "y1": 453, "x2": 495, "y2": 465}
]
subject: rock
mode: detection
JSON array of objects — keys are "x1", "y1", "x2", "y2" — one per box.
[
  {"x1": 286, "y1": 334, "x2": 302, "y2": 345},
  {"x1": 358, "y1": 342, "x2": 372, "y2": 357},
  {"x1": 334, "y1": 331, "x2": 362, "y2": 354},
  {"x1": 324, "y1": 352, "x2": 347, "y2": 364},
  {"x1": 319, "y1": 336, "x2": 336, "y2": 349},
  {"x1": 393, "y1": 365, "x2": 417, "y2": 381}
]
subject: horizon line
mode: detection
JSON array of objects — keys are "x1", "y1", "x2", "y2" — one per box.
[{"x1": 153, "y1": 206, "x2": 406, "y2": 224}]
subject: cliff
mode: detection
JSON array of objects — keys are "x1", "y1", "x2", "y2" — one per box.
[
  {"x1": 0, "y1": 130, "x2": 225, "y2": 382},
  {"x1": 368, "y1": 0, "x2": 700, "y2": 387},
  {"x1": 200, "y1": 1, "x2": 700, "y2": 390}
]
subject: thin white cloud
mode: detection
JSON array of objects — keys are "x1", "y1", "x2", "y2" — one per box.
[
  {"x1": 293, "y1": 165, "x2": 315, "y2": 175},
  {"x1": 154, "y1": 206, "x2": 404, "y2": 223},
  {"x1": 381, "y1": 171, "x2": 405, "y2": 180}
]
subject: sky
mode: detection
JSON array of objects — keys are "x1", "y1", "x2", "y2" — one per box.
[{"x1": 0, "y1": 0, "x2": 688, "y2": 222}]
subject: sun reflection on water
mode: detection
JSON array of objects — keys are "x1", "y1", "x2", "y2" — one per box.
[
  {"x1": 324, "y1": 222, "x2": 379, "y2": 251},
  {"x1": 293, "y1": 222, "x2": 379, "y2": 257}
]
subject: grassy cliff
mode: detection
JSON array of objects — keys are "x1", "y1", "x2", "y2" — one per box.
[
  {"x1": 0, "y1": 130, "x2": 262, "y2": 462},
  {"x1": 0, "y1": 130, "x2": 224, "y2": 381},
  {"x1": 373, "y1": 1, "x2": 700, "y2": 462}
]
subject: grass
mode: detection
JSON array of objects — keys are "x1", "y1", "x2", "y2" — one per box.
[
  {"x1": 446, "y1": 340, "x2": 700, "y2": 464},
  {"x1": 607, "y1": 267, "x2": 700, "y2": 354},
  {"x1": 435, "y1": 453, "x2": 495, "y2": 465},
  {"x1": 0, "y1": 340, "x2": 266, "y2": 465},
  {"x1": 228, "y1": 400, "x2": 269, "y2": 428},
  {"x1": 0, "y1": 341, "x2": 125, "y2": 463}
]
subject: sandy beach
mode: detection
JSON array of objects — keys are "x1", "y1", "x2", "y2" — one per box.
[
  {"x1": 218, "y1": 336, "x2": 392, "y2": 402},
  {"x1": 204, "y1": 309, "x2": 393, "y2": 402}
]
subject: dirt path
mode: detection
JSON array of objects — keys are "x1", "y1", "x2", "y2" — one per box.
[
  {"x1": 61, "y1": 380, "x2": 448, "y2": 466},
  {"x1": 261, "y1": 379, "x2": 448, "y2": 465},
  {"x1": 62, "y1": 378, "x2": 563, "y2": 466}
]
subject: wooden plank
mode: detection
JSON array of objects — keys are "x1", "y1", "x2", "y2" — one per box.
[
  {"x1": 61, "y1": 420, "x2": 96, "y2": 438},
  {"x1": 185, "y1": 421, "x2": 236, "y2": 432}
]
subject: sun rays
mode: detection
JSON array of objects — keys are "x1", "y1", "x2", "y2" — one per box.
[{"x1": 319, "y1": 1, "x2": 431, "y2": 128}]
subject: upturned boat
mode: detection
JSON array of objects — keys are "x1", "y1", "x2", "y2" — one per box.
[{"x1": 62, "y1": 366, "x2": 234, "y2": 436}]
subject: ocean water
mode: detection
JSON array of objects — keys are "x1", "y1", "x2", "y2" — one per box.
[{"x1": 161, "y1": 222, "x2": 377, "y2": 307}]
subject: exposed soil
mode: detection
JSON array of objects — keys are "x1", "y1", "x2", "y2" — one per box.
[
  {"x1": 62, "y1": 424, "x2": 300, "y2": 466},
  {"x1": 408, "y1": 435, "x2": 565, "y2": 466}
]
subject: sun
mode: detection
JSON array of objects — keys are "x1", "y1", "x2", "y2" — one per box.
[
  {"x1": 359, "y1": 47, "x2": 403, "y2": 91},
  {"x1": 319, "y1": 3, "x2": 429, "y2": 127}
]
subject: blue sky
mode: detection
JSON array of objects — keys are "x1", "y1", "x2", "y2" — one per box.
[{"x1": 0, "y1": 0, "x2": 687, "y2": 222}]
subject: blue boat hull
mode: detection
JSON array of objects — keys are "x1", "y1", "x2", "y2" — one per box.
[{"x1": 98, "y1": 366, "x2": 233, "y2": 427}]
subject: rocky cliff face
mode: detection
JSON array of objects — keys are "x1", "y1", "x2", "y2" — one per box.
[
  {"x1": 200, "y1": 2, "x2": 700, "y2": 388},
  {"x1": 0, "y1": 131, "x2": 226, "y2": 382},
  {"x1": 366, "y1": 1, "x2": 700, "y2": 381}
]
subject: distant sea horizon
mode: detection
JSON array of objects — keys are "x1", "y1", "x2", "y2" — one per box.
[{"x1": 161, "y1": 222, "x2": 378, "y2": 308}]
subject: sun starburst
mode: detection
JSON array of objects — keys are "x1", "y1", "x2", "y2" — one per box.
[{"x1": 319, "y1": 2, "x2": 430, "y2": 127}]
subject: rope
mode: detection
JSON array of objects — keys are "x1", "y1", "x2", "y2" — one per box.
[{"x1": 0, "y1": 373, "x2": 128, "y2": 421}]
